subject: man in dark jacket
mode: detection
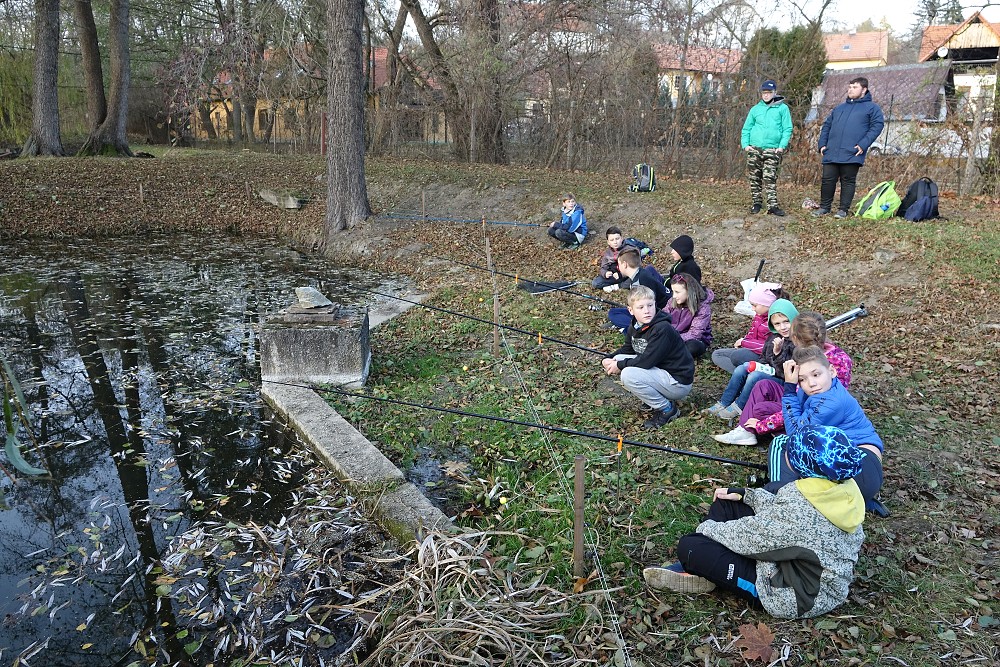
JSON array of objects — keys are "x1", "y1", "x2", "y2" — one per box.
[{"x1": 813, "y1": 77, "x2": 885, "y2": 219}]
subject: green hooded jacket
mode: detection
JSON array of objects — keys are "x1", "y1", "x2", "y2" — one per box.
[{"x1": 741, "y1": 96, "x2": 793, "y2": 150}]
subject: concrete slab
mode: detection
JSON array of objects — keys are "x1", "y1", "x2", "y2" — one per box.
[{"x1": 262, "y1": 381, "x2": 455, "y2": 543}]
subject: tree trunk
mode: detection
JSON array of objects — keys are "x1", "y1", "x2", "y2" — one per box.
[
  {"x1": 472, "y1": 0, "x2": 506, "y2": 164},
  {"x1": 73, "y1": 0, "x2": 107, "y2": 129},
  {"x1": 21, "y1": 0, "x2": 64, "y2": 157},
  {"x1": 198, "y1": 101, "x2": 217, "y2": 140},
  {"x1": 983, "y1": 57, "x2": 1000, "y2": 194},
  {"x1": 77, "y1": 0, "x2": 134, "y2": 156},
  {"x1": 324, "y1": 0, "x2": 371, "y2": 242}
]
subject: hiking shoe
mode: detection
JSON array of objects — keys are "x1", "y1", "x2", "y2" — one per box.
[
  {"x1": 602, "y1": 284, "x2": 620, "y2": 293},
  {"x1": 715, "y1": 403, "x2": 743, "y2": 420},
  {"x1": 643, "y1": 562, "x2": 716, "y2": 593},
  {"x1": 834, "y1": 210, "x2": 849, "y2": 219},
  {"x1": 767, "y1": 206, "x2": 786, "y2": 217},
  {"x1": 642, "y1": 402, "x2": 680, "y2": 429},
  {"x1": 701, "y1": 401, "x2": 726, "y2": 416},
  {"x1": 713, "y1": 426, "x2": 758, "y2": 446},
  {"x1": 811, "y1": 208, "x2": 831, "y2": 217},
  {"x1": 749, "y1": 203, "x2": 762, "y2": 214}
]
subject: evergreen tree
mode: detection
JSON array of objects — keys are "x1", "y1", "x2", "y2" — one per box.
[{"x1": 742, "y1": 25, "x2": 828, "y2": 123}]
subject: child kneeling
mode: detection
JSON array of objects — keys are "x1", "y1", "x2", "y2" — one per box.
[
  {"x1": 643, "y1": 425, "x2": 866, "y2": 619},
  {"x1": 602, "y1": 285, "x2": 694, "y2": 429}
]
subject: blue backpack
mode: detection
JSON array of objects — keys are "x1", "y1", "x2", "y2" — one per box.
[
  {"x1": 898, "y1": 177, "x2": 939, "y2": 221},
  {"x1": 623, "y1": 237, "x2": 654, "y2": 258}
]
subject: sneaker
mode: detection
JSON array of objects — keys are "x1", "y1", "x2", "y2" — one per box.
[
  {"x1": 767, "y1": 206, "x2": 786, "y2": 217},
  {"x1": 642, "y1": 402, "x2": 680, "y2": 429},
  {"x1": 834, "y1": 210, "x2": 849, "y2": 219},
  {"x1": 749, "y1": 203, "x2": 762, "y2": 214},
  {"x1": 700, "y1": 401, "x2": 726, "y2": 416},
  {"x1": 715, "y1": 403, "x2": 743, "y2": 420},
  {"x1": 712, "y1": 426, "x2": 758, "y2": 446},
  {"x1": 811, "y1": 208, "x2": 831, "y2": 217},
  {"x1": 643, "y1": 562, "x2": 716, "y2": 593},
  {"x1": 602, "y1": 284, "x2": 620, "y2": 293}
]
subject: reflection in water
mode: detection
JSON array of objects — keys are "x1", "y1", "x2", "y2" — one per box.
[{"x1": 0, "y1": 235, "x2": 397, "y2": 665}]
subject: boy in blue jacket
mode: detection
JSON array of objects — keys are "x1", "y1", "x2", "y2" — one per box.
[
  {"x1": 814, "y1": 77, "x2": 885, "y2": 218},
  {"x1": 769, "y1": 345, "x2": 884, "y2": 507},
  {"x1": 547, "y1": 193, "x2": 588, "y2": 249}
]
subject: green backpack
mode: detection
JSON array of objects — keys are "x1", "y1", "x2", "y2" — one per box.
[{"x1": 854, "y1": 180, "x2": 901, "y2": 220}]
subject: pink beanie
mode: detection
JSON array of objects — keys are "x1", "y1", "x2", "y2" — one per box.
[{"x1": 748, "y1": 282, "x2": 782, "y2": 307}]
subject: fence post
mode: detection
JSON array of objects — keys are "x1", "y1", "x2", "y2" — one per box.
[
  {"x1": 567, "y1": 100, "x2": 575, "y2": 170},
  {"x1": 485, "y1": 232, "x2": 500, "y2": 356},
  {"x1": 573, "y1": 455, "x2": 585, "y2": 578}
]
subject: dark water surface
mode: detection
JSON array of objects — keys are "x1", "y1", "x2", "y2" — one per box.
[{"x1": 0, "y1": 234, "x2": 389, "y2": 665}]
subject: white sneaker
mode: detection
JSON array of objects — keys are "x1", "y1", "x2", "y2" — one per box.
[
  {"x1": 603, "y1": 284, "x2": 620, "y2": 293},
  {"x1": 712, "y1": 427, "x2": 757, "y2": 446},
  {"x1": 716, "y1": 403, "x2": 743, "y2": 420}
]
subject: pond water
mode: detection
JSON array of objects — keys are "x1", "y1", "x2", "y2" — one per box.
[{"x1": 0, "y1": 234, "x2": 395, "y2": 665}]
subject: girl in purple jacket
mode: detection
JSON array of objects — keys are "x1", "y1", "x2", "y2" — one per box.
[{"x1": 664, "y1": 274, "x2": 713, "y2": 359}]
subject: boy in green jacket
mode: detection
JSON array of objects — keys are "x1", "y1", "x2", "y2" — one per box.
[{"x1": 741, "y1": 79, "x2": 793, "y2": 217}]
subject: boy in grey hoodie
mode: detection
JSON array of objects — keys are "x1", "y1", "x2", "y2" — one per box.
[{"x1": 643, "y1": 425, "x2": 866, "y2": 619}]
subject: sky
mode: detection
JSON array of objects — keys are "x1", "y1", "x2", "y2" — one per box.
[{"x1": 821, "y1": 0, "x2": 1000, "y2": 32}]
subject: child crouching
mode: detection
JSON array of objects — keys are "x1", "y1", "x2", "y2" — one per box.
[{"x1": 602, "y1": 285, "x2": 694, "y2": 429}]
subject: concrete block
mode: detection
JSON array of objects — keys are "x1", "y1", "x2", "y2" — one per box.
[
  {"x1": 260, "y1": 307, "x2": 370, "y2": 387},
  {"x1": 370, "y1": 483, "x2": 456, "y2": 544}
]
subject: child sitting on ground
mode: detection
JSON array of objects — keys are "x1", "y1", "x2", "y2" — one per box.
[
  {"x1": 592, "y1": 226, "x2": 626, "y2": 289},
  {"x1": 643, "y1": 425, "x2": 866, "y2": 619},
  {"x1": 770, "y1": 346, "x2": 884, "y2": 505},
  {"x1": 666, "y1": 235, "x2": 702, "y2": 284},
  {"x1": 711, "y1": 283, "x2": 788, "y2": 373},
  {"x1": 713, "y1": 310, "x2": 852, "y2": 445},
  {"x1": 602, "y1": 285, "x2": 694, "y2": 429},
  {"x1": 664, "y1": 273, "x2": 713, "y2": 359},
  {"x1": 547, "y1": 193, "x2": 588, "y2": 250},
  {"x1": 703, "y1": 299, "x2": 799, "y2": 420},
  {"x1": 605, "y1": 248, "x2": 669, "y2": 331}
]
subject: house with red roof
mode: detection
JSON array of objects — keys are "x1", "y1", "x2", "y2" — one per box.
[
  {"x1": 823, "y1": 30, "x2": 888, "y2": 70},
  {"x1": 652, "y1": 43, "x2": 741, "y2": 107},
  {"x1": 917, "y1": 11, "x2": 1000, "y2": 118}
]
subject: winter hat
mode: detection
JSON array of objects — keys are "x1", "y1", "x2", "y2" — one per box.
[
  {"x1": 767, "y1": 299, "x2": 799, "y2": 332},
  {"x1": 781, "y1": 425, "x2": 864, "y2": 482},
  {"x1": 748, "y1": 282, "x2": 782, "y2": 308},
  {"x1": 670, "y1": 235, "x2": 695, "y2": 259},
  {"x1": 760, "y1": 79, "x2": 777, "y2": 91}
]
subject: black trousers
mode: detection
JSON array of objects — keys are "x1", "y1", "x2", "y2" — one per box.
[
  {"x1": 676, "y1": 499, "x2": 764, "y2": 608},
  {"x1": 820, "y1": 163, "x2": 862, "y2": 212}
]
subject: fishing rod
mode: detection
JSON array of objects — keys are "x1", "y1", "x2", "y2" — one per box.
[
  {"x1": 426, "y1": 253, "x2": 623, "y2": 308},
  {"x1": 340, "y1": 283, "x2": 607, "y2": 357},
  {"x1": 276, "y1": 380, "x2": 767, "y2": 471},
  {"x1": 373, "y1": 212, "x2": 543, "y2": 228},
  {"x1": 826, "y1": 304, "x2": 868, "y2": 331}
]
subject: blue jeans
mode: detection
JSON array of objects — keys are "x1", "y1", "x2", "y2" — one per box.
[{"x1": 719, "y1": 364, "x2": 771, "y2": 408}]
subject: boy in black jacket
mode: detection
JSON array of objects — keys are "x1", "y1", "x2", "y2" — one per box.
[
  {"x1": 606, "y1": 247, "x2": 669, "y2": 330},
  {"x1": 602, "y1": 285, "x2": 695, "y2": 428}
]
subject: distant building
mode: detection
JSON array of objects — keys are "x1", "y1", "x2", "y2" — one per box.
[
  {"x1": 652, "y1": 44, "x2": 742, "y2": 106},
  {"x1": 823, "y1": 30, "x2": 889, "y2": 70},
  {"x1": 918, "y1": 10, "x2": 999, "y2": 118}
]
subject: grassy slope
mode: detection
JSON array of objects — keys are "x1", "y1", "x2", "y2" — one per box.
[{"x1": 3, "y1": 151, "x2": 999, "y2": 665}]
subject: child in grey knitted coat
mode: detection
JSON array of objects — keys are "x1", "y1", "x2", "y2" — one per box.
[{"x1": 644, "y1": 425, "x2": 866, "y2": 619}]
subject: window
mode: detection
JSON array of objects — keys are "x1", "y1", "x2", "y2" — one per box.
[{"x1": 842, "y1": 44, "x2": 851, "y2": 50}]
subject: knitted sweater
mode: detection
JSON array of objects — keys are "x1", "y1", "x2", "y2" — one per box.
[{"x1": 697, "y1": 481, "x2": 865, "y2": 618}]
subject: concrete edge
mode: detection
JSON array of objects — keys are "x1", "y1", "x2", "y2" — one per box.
[{"x1": 261, "y1": 380, "x2": 456, "y2": 544}]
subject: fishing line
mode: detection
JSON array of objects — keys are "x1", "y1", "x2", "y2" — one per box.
[
  {"x1": 270, "y1": 380, "x2": 766, "y2": 471},
  {"x1": 342, "y1": 283, "x2": 607, "y2": 356}
]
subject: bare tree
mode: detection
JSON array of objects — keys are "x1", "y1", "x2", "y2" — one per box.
[
  {"x1": 21, "y1": 0, "x2": 64, "y2": 156},
  {"x1": 73, "y1": 0, "x2": 107, "y2": 130},
  {"x1": 78, "y1": 0, "x2": 134, "y2": 155},
  {"x1": 324, "y1": 0, "x2": 371, "y2": 240}
]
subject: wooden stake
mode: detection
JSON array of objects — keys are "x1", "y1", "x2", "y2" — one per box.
[
  {"x1": 138, "y1": 183, "x2": 144, "y2": 205},
  {"x1": 422, "y1": 190, "x2": 426, "y2": 219},
  {"x1": 485, "y1": 236, "x2": 500, "y2": 356},
  {"x1": 573, "y1": 455, "x2": 585, "y2": 578}
]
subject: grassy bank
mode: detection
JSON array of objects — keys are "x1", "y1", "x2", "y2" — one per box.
[{"x1": 4, "y1": 151, "x2": 999, "y2": 665}]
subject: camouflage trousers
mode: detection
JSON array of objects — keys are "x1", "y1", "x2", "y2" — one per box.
[{"x1": 746, "y1": 146, "x2": 783, "y2": 209}]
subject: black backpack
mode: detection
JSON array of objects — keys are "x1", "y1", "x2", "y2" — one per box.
[
  {"x1": 628, "y1": 163, "x2": 656, "y2": 192},
  {"x1": 897, "y1": 177, "x2": 939, "y2": 221}
]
